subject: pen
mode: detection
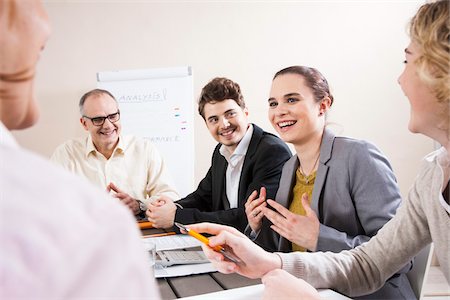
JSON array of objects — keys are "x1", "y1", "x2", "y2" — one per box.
[
  {"x1": 174, "y1": 222, "x2": 241, "y2": 263},
  {"x1": 142, "y1": 231, "x2": 176, "y2": 238},
  {"x1": 138, "y1": 221, "x2": 153, "y2": 230}
]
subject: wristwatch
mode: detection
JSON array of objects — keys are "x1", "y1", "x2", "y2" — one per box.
[{"x1": 137, "y1": 200, "x2": 147, "y2": 212}]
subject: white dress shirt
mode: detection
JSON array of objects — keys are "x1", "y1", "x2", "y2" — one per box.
[
  {"x1": 220, "y1": 124, "x2": 253, "y2": 209},
  {"x1": 0, "y1": 122, "x2": 159, "y2": 299},
  {"x1": 51, "y1": 134, "x2": 179, "y2": 206}
]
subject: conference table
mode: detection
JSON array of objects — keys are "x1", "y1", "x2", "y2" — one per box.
[
  {"x1": 141, "y1": 226, "x2": 259, "y2": 298},
  {"x1": 158, "y1": 270, "x2": 261, "y2": 299},
  {"x1": 141, "y1": 226, "x2": 350, "y2": 300}
]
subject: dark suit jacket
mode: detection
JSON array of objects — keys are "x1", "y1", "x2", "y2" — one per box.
[
  {"x1": 251, "y1": 128, "x2": 415, "y2": 299},
  {"x1": 175, "y1": 124, "x2": 291, "y2": 232}
]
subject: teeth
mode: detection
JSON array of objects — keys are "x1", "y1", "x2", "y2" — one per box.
[
  {"x1": 278, "y1": 121, "x2": 295, "y2": 128},
  {"x1": 221, "y1": 129, "x2": 234, "y2": 136}
]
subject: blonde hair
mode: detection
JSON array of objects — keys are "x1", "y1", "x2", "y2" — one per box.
[{"x1": 409, "y1": 0, "x2": 449, "y2": 103}]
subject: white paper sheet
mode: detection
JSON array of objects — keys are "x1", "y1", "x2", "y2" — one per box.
[
  {"x1": 154, "y1": 263, "x2": 217, "y2": 278},
  {"x1": 178, "y1": 284, "x2": 351, "y2": 300},
  {"x1": 98, "y1": 67, "x2": 194, "y2": 197},
  {"x1": 142, "y1": 235, "x2": 202, "y2": 251}
]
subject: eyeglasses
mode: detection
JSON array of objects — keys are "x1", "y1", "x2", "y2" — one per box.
[{"x1": 83, "y1": 111, "x2": 120, "y2": 126}]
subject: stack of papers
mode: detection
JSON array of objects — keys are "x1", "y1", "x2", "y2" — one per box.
[
  {"x1": 142, "y1": 234, "x2": 203, "y2": 251},
  {"x1": 154, "y1": 263, "x2": 217, "y2": 278},
  {"x1": 142, "y1": 234, "x2": 217, "y2": 278}
]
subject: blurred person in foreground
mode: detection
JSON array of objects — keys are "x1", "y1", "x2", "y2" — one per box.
[{"x1": 0, "y1": 0, "x2": 159, "y2": 298}]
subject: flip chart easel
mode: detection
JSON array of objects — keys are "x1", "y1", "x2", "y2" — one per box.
[{"x1": 97, "y1": 66, "x2": 194, "y2": 197}]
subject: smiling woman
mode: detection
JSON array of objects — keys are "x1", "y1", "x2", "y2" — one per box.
[
  {"x1": 398, "y1": 42, "x2": 449, "y2": 139},
  {"x1": 245, "y1": 65, "x2": 416, "y2": 299}
]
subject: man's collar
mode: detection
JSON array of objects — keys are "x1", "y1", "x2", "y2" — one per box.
[
  {"x1": 85, "y1": 134, "x2": 124, "y2": 158},
  {"x1": 219, "y1": 124, "x2": 253, "y2": 158},
  {"x1": 233, "y1": 124, "x2": 253, "y2": 156},
  {"x1": 85, "y1": 134, "x2": 97, "y2": 157}
]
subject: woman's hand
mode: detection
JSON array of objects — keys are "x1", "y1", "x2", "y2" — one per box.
[
  {"x1": 262, "y1": 193, "x2": 320, "y2": 251},
  {"x1": 188, "y1": 222, "x2": 281, "y2": 279},
  {"x1": 244, "y1": 186, "x2": 267, "y2": 232}
]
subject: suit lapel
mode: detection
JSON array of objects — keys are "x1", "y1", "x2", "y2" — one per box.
[
  {"x1": 243, "y1": 124, "x2": 261, "y2": 159},
  {"x1": 277, "y1": 156, "x2": 298, "y2": 251},
  {"x1": 276, "y1": 155, "x2": 298, "y2": 207},
  {"x1": 311, "y1": 128, "x2": 334, "y2": 215},
  {"x1": 213, "y1": 146, "x2": 229, "y2": 211},
  {"x1": 279, "y1": 129, "x2": 335, "y2": 251},
  {"x1": 237, "y1": 124, "x2": 262, "y2": 206}
]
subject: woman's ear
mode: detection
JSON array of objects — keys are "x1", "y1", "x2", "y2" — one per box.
[{"x1": 318, "y1": 97, "x2": 332, "y2": 116}]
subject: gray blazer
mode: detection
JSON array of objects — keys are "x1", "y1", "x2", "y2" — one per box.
[{"x1": 251, "y1": 128, "x2": 415, "y2": 299}]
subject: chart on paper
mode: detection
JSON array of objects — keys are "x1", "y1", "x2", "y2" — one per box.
[{"x1": 97, "y1": 66, "x2": 194, "y2": 197}]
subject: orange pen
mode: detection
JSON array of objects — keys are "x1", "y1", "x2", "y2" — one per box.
[
  {"x1": 174, "y1": 222, "x2": 241, "y2": 263},
  {"x1": 138, "y1": 221, "x2": 153, "y2": 230},
  {"x1": 142, "y1": 231, "x2": 176, "y2": 238}
]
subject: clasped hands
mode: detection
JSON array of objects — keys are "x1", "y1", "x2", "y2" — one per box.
[
  {"x1": 145, "y1": 195, "x2": 177, "y2": 228},
  {"x1": 245, "y1": 187, "x2": 320, "y2": 251}
]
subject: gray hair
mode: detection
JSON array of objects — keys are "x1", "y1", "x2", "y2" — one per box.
[{"x1": 79, "y1": 89, "x2": 117, "y2": 115}]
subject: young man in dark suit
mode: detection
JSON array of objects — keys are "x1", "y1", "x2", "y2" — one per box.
[{"x1": 146, "y1": 77, "x2": 291, "y2": 232}]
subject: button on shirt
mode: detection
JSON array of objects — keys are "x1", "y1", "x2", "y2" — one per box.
[
  {"x1": 220, "y1": 124, "x2": 253, "y2": 209},
  {"x1": 51, "y1": 134, "x2": 179, "y2": 206}
]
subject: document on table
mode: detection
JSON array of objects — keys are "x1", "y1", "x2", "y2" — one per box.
[
  {"x1": 142, "y1": 234, "x2": 202, "y2": 251},
  {"x1": 178, "y1": 284, "x2": 351, "y2": 300},
  {"x1": 154, "y1": 262, "x2": 217, "y2": 278},
  {"x1": 144, "y1": 234, "x2": 216, "y2": 278}
]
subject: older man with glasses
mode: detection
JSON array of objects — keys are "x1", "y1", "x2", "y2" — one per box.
[{"x1": 51, "y1": 88, "x2": 179, "y2": 217}]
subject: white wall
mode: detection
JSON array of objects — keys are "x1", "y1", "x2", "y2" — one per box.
[{"x1": 14, "y1": 0, "x2": 432, "y2": 198}]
